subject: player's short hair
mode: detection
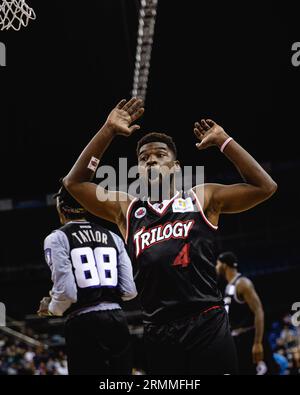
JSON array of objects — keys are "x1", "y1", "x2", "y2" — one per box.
[
  {"x1": 218, "y1": 251, "x2": 238, "y2": 268},
  {"x1": 54, "y1": 180, "x2": 87, "y2": 220},
  {"x1": 136, "y1": 132, "x2": 177, "y2": 159}
]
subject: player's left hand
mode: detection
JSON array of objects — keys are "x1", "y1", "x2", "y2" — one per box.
[
  {"x1": 252, "y1": 342, "x2": 264, "y2": 364},
  {"x1": 37, "y1": 296, "x2": 52, "y2": 317},
  {"x1": 194, "y1": 119, "x2": 230, "y2": 150}
]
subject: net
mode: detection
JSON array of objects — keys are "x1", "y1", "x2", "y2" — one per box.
[{"x1": 0, "y1": 0, "x2": 36, "y2": 31}]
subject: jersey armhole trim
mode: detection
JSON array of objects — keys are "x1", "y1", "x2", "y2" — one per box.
[
  {"x1": 234, "y1": 278, "x2": 246, "y2": 304},
  {"x1": 125, "y1": 198, "x2": 138, "y2": 244},
  {"x1": 189, "y1": 189, "x2": 218, "y2": 231}
]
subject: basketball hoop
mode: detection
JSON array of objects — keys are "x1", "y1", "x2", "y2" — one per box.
[{"x1": 0, "y1": 0, "x2": 36, "y2": 31}]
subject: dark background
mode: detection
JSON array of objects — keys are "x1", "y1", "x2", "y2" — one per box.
[{"x1": 0, "y1": 0, "x2": 299, "y2": 322}]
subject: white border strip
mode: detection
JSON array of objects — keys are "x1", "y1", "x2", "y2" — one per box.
[
  {"x1": 190, "y1": 189, "x2": 218, "y2": 230},
  {"x1": 147, "y1": 191, "x2": 179, "y2": 215},
  {"x1": 125, "y1": 198, "x2": 138, "y2": 244}
]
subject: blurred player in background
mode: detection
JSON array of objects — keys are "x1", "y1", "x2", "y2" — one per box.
[
  {"x1": 38, "y1": 184, "x2": 137, "y2": 375},
  {"x1": 217, "y1": 251, "x2": 279, "y2": 375},
  {"x1": 62, "y1": 97, "x2": 277, "y2": 374}
]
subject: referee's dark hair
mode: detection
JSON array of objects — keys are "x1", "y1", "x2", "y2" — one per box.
[
  {"x1": 54, "y1": 180, "x2": 87, "y2": 220},
  {"x1": 218, "y1": 251, "x2": 239, "y2": 269}
]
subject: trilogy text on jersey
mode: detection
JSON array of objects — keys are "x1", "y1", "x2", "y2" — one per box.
[{"x1": 133, "y1": 220, "x2": 195, "y2": 257}]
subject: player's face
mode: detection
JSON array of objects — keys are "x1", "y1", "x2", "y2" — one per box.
[
  {"x1": 138, "y1": 142, "x2": 178, "y2": 186},
  {"x1": 216, "y1": 260, "x2": 226, "y2": 277}
]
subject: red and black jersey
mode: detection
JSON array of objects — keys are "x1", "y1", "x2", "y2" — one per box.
[{"x1": 125, "y1": 190, "x2": 223, "y2": 324}]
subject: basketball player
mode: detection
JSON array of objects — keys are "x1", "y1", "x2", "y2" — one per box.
[
  {"x1": 216, "y1": 251, "x2": 278, "y2": 375},
  {"x1": 62, "y1": 97, "x2": 277, "y2": 374},
  {"x1": 37, "y1": 184, "x2": 137, "y2": 375}
]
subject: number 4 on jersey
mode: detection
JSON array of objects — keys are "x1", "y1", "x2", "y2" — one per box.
[{"x1": 173, "y1": 243, "x2": 190, "y2": 268}]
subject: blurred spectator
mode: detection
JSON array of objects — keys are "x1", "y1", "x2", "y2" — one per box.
[
  {"x1": 1, "y1": 312, "x2": 300, "y2": 375},
  {"x1": 273, "y1": 347, "x2": 289, "y2": 375},
  {"x1": 268, "y1": 313, "x2": 300, "y2": 375},
  {"x1": 0, "y1": 335, "x2": 68, "y2": 375}
]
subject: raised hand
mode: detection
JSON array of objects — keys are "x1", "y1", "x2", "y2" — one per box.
[
  {"x1": 105, "y1": 97, "x2": 145, "y2": 137},
  {"x1": 194, "y1": 119, "x2": 229, "y2": 150}
]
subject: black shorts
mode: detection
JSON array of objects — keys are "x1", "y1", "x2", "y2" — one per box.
[
  {"x1": 65, "y1": 309, "x2": 132, "y2": 375},
  {"x1": 144, "y1": 306, "x2": 238, "y2": 375},
  {"x1": 233, "y1": 329, "x2": 279, "y2": 375}
]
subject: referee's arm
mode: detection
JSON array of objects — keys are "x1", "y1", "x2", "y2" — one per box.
[
  {"x1": 44, "y1": 231, "x2": 77, "y2": 316},
  {"x1": 110, "y1": 232, "x2": 137, "y2": 301}
]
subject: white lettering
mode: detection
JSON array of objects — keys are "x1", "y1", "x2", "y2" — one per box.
[
  {"x1": 150, "y1": 227, "x2": 158, "y2": 244},
  {"x1": 95, "y1": 231, "x2": 102, "y2": 242},
  {"x1": 133, "y1": 228, "x2": 145, "y2": 257},
  {"x1": 163, "y1": 223, "x2": 173, "y2": 239},
  {"x1": 72, "y1": 232, "x2": 83, "y2": 245},
  {"x1": 173, "y1": 222, "x2": 183, "y2": 237},
  {"x1": 0, "y1": 42, "x2": 6, "y2": 67},
  {"x1": 133, "y1": 220, "x2": 194, "y2": 257},
  {"x1": 83, "y1": 230, "x2": 92, "y2": 242},
  {"x1": 183, "y1": 221, "x2": 194, "y2": 236},
  {"x1": 99, "y1": 379, "x2": 133, "y2": 392},
  {"x1": 291, "y1": 42, "x2": 300, "y2": 67},
  {"x1": 78, "y1": 231, "x2": 88, "y2": 243},
  {"x1": 102, "y1": 233, "x2": 108, "y2": 244},
  {"x1": 291, "y1": 302, "x2": 300, "y2": 327},
  {"x1": 89, "y1": 230, "x2": 95, "y2": 241},
  {"x1": 140, "y1": 232, "x2": 151, "y2": 250},
  {"x1": 156, "y1": 226, "x2": 164, "y2": 242}
]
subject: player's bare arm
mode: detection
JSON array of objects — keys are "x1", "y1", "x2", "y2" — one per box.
[
  {"x1": 237, "y1": 278, "x2": 265, "y2": 363},
  {"x1": 193, "y1": 119, "x2": 278, "y2": 226},
  {"x1": 63, "y1": 98, "x2": 144, "y2": 236}
]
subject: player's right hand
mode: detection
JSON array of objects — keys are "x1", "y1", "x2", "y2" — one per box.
[
  {"x1": 105, "y1": 97, "x2": 144, "y2": 137},
  {"x1": 252, "y1": 342, "x2": 264, "y2": 364},
  {"x1": 37, "y1": 296, "x2": 52, "y2": 317}
]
